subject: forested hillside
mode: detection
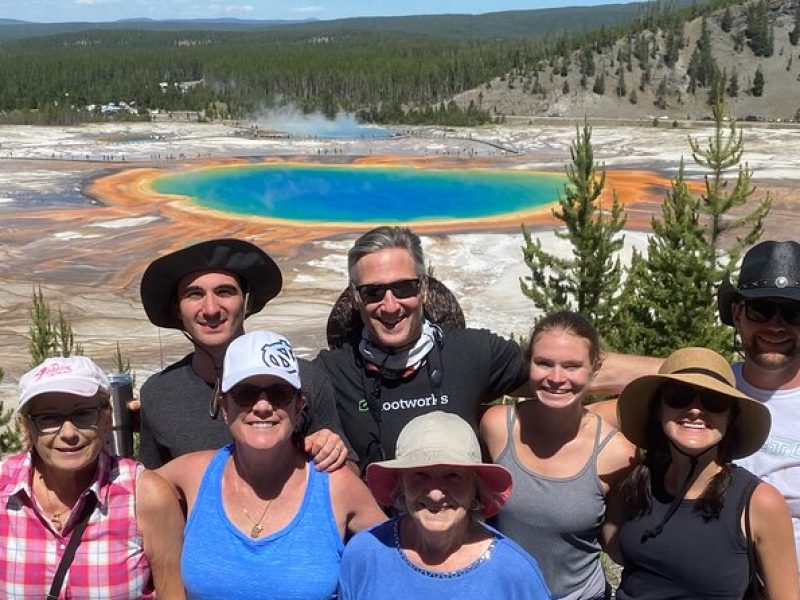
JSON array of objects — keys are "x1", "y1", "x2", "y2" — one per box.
[{"x1": 0, "y1": 0, "x2": 797, "y2": 125}]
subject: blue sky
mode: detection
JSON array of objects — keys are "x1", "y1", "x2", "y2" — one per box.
[{"x1": 2, "y1": 0, "x2": 642, "y2": 23}]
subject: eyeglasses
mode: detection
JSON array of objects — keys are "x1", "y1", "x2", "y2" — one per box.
[
  {"x1": 743, "y1": 299, "x2": 800, "y2": 326},
  {"x1": 355, "y1": 278, "x2": 422, "y2": 304},
  {"x1": 28, "y1": 406, "x2": 105, "y2": 435},
  {"x1": 227, "y1": 383, "x2": 298, "y2": 408},
  {"x1": 659, "y1": 384, "x2": 733, "y2": 414}
]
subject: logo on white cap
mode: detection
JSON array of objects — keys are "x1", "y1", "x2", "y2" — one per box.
[
  {"x1": 222, "y1": 331, "x2": 302, "y2": 392},
  {"x1": 18, "y1": 356, "x2": 111, "y2": 412}
]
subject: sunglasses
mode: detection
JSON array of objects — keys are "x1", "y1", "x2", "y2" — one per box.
[
  {"x1": 28, "y1": 406, "x2": 105, "y2": 435},
  {"x1": 355, "y1": 278, "x2": 422, "y2": 304},
  {"x1": 659, "y1": 384, "x2": 733, "y2": 414},
  {"x1": 227, "y1": 383, "x2": 298, "y2": 408},
  {"x1": 743, "y1": 299, "x2": 800, "y2": 326}
]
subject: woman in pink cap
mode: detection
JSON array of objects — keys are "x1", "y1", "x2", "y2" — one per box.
[
  {"x1": 0, "y1": 356, "x2": 185, "y2": 599},
  {"x1": 339, "y1": 411, "x2": 551, "y2": 599}
]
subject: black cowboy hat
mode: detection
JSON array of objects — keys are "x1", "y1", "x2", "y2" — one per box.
[
  {"x1": 718, "y1": 240, "x2": 800, "y2": 326},
  {"x1": 140, "y1": 238, "x2": 282, "y2": 330}
]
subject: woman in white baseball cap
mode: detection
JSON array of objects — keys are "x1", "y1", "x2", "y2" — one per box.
[
  {"x1": 0, "y1": 356, "x2": 185, "y2": 599},
  {"x1": 158, "y1": 330, "x2": 385, "y2": 600},
  {"x1": 338, "y1": 411, "x2": 551, "y2": 599}
]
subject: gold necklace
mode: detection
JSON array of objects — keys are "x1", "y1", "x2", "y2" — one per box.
[
  {"x1": 233, "y1": 470, "x2": 273, "y2": 538},
  {"x1": 38, "y1": 473, "x2": 71, "y2": 533}
]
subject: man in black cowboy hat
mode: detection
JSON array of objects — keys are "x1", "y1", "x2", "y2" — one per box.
[
  {"x1": 138, "y1": 238, "x2": 350, "y2": 470},
  {"x1": 717, "y1": 240, "x2": 800, "y2": 559}
]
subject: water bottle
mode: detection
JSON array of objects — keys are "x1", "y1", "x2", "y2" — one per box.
[{"x1": 105, "y1": 373, "x2": 134, "y2": 457}]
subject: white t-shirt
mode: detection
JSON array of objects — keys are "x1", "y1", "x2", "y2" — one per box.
[{"x1": 734, "y1": 362, "x2": 800, "y2": 561}]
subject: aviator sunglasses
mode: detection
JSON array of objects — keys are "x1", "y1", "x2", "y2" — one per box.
[
  {"x1": 659, "y1": 383, "x2": 733, "y2": 414},
  {"x1": 355, "y1": 278, "x2": 422, "y2": 304},
  {"x1": 227, "y1": 383, "x2": 298, "y2": 408},
  {"x1": 28, "y1": 406, "x2": 105, "y2": 435},
  {"x1": 743, "y1": 298, "x2": 800, "y2": 326}
]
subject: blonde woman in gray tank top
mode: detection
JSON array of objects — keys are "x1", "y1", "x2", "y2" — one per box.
[{"x1": 481, "y1": 312, "x2": 637, "y2": 600}]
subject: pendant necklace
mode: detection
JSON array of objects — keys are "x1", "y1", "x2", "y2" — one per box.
[
  {"x1": 38, "y1": 473, "x2": 71, "y2": 533},
  {"x1": 233, "y1": 469, "x2": 273, "y2": 538}
]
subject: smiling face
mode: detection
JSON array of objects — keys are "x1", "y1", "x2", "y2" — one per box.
[
  {"x1": 176, "y1": 270, "x2": 246, "y2": 350},
  {"x1": 401, "y1": 466, "x2": 476, "y2": 535},
  {"x1": 658, "y1": 384, "x2": 731, "y2": 457},
  {"x1": 733, "y1": 297, "x2": 800, "y2": 376},
  {"x1": 222, "y1": 374, "x2": 303, "y2": 450},
  {"x1": 529, "y1": 328, "x2": 595, "y2": 409},
  {"x1": 353, "y1": 248, "x2": 426, "y2": 350},
  {"x1": 26, "y1": 392, "x2": 110, "y2": 478}
]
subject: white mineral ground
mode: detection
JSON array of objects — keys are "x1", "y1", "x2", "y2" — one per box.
[{"x1": 1, "y1": 120, "x2": 798, "y2": 407}]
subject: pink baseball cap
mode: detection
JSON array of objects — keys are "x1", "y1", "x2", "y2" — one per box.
[{"x1": 18, "y1": 356, "x2": 111, "y2": 412}]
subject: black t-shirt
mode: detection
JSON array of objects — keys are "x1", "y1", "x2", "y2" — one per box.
[
  {"x1": 314, "y1": 327, "x2": 528, "y2": 472},
  {"x1": 139, "y1": 353, "x2": 346, "y2": 468}
]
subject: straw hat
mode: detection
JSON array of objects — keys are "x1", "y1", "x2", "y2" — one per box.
[
  {"x1": 140, "y1": 238, "x2": 282, "y2": 330},
  {"x1": 366, "y1": 411, "x2": 512, "y2": 518},
  {"x1": 617, "y1": 347, "x2": 770, "y2": 459}
]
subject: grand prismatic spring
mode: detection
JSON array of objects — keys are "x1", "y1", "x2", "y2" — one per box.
[{"x1": 150, "y1": 163, "x2": 566, "y2": 223}]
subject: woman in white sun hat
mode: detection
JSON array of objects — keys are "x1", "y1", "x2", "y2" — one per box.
[
  {"x1": 0, "y1": 356, "x2": 185, "y2": 599},
  {"x1": 603, "y1": 347, "x2": 799, "y2": 599},
  {"x1": 339, "y1": 411, "x2": 551, "y2": 599},
  {"x1": 158, "y1": 330, "x2": 385, "y2": 600}
]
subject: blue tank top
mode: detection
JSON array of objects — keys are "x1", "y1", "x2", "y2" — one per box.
[{"x1": 181, "y1": 445, "x2": 344, "y2": 600}]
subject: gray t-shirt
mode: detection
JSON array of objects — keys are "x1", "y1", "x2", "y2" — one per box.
[{"x1": 139, "y1": 353, "x2": 348, "y2": 468}]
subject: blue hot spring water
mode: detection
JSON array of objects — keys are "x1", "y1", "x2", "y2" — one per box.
[{"x1": 152, "y1": 164, "x2": 564, "y2": 223}]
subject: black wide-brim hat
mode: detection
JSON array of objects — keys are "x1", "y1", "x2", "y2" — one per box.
[
  {"x1": 718, "y1": 240, "x2": 800, "y2": 325},
  {"x1": 140, "y1": 238, "x2": 282, "y2": 329}
]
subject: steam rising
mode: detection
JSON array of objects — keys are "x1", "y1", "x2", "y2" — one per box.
[{"x1": 252, "y1": 106, "x2": 391, "y2": 139}]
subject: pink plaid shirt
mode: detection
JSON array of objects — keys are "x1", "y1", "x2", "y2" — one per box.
[{"x1": 0, "y1": 450, "x2": 155, "y2": 599}]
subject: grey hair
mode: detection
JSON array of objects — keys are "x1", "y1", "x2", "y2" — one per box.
[{"x1": 347, "y1": 226, "x2": 426, "y2": 286}]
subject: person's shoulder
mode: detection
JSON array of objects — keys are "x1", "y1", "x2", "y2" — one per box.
[
  {"x1": 136, "y1": 468, "x2": 180, "y2": 507},
  {"x1": 479, "y1": 404, "x2": 509, "y2": 442},
  {"x1": 141, "y1": 354, "x2": 194, "y2": 391},
  {"x1": 156, "y1": 449, "x2": 216, "y2": 492},
  {"x1": 484, "y1": 524, "x2": 542, "y2": 570},
  {"x1": 344, "y1": 518, "x2": 394, "y2": 552}
]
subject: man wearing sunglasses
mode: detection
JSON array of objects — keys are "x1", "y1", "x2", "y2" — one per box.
[
  {"x1": 138, "y1": 238, "x2": 350, "y2": 471},
  {"x1": 718, "y1": 240, "x2": 800, "y2": 561},
  {"x1": 314, "y1": 226, "x2": 530, "y2": 474}
]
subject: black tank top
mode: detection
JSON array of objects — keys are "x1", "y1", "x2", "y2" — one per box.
[{"x1": 617, "y1": 465, "x2": 759, "y2": 599}]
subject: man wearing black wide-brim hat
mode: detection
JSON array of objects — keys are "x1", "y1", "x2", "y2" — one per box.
[
  {"x1": 717, "y1": 240, "x2": 800, "y2": 561},
  {"x1": 138, "y1": 238, "x2": 351, "y2": 470}
]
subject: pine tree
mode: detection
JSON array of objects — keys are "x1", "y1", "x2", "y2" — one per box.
[
  {"x1": 746, "y1": 0, "x2": 774, "y2": 57},
  {"x1": 721, "y1": 7, "x2": 733, "y2": 33},
  {"x1": 608, "y1": 101, "x2": 771, "y2": 356},
  {"x1": 752, "y1": 65, "x2": 765, "y2": 97},
  {"x1": 655, "y1": 78, "x2": 669, "y2": 109},
  {"x1": 688, "y1": 100, "x2": 772, "y2": 277},
  {"x1": 616, "y1": 68, "x2": 627, "y2": 97},
  {"x1": 607, "y1": 161, "x2": 730, "y2": 355},
  {"x1": 791, "y1": 0, "x2": 800, "y2": 46},
  {"x1": 592, "y1": 71, "x2": 606, "y2": 95},
  {"x1": 28, "y1": 285, "x2": 82, "y2": 367},
  {"x1": 727, "y1": 70, "x2": 739, "y2": 97},
  {"x1": 0, "y1": 367, "x2": 23, "y2": 455},
  {"x1": 520, "y1": 122, "x2": 626, "y2": 330}
]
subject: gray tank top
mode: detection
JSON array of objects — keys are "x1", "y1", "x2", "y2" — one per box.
[{"x1": 494, "y1": 407, "x2": 614, "y2": 600}]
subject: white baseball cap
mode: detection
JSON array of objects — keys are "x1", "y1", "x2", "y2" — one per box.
[
  {"x1": 221, "y1": 331, "x2": 301, "y2": 392},
  {"x1": 18, "y1": 356, "x2": 111, "y2": 412}
]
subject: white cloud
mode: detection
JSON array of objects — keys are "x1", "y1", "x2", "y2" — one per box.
[
  {"x1": 224, "y1": 4, "x2": 254, "y2": 13},
  {"x1": 291, "y1": 5, "x2": 324, "y2": 14}
]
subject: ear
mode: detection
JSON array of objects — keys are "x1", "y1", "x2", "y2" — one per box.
[
  {"x1": 731, "y1": 299, "x2": 744, "y2": 327},
  {"x1": 421, "y1": 276, "x2": 429, "y2": 304},
  {"x1": 295, "y1": 392, "x2": 307, "y2": 418}
]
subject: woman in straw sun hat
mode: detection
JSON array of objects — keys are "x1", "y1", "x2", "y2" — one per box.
[
  {"x1": 602, "y1": 347, "x2": 799, "y2": 599},
  {"x1": 338, "y1": 411, "x2": 551, "y2": 599}
]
